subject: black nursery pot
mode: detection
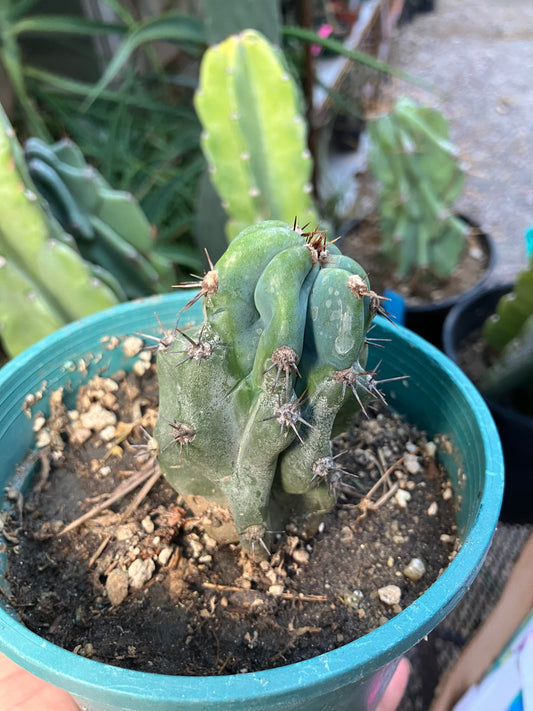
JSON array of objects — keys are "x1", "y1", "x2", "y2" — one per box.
[
  {"x1": 443, "y1": 283, "x2": 533, "y2": 524},
  {"x1": 339, "y1": 215, "x2": 496, "y2": 350},
  {"x1": 403, "y1": 217, "x2": 496, "y2": 349}
]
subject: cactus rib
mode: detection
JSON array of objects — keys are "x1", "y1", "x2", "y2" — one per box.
[
  {"x1": 194, "y1": 30, "x2": 319, "y2": 242},
  {"x1": 367, "y1": 97, "x2": 469, "y2": 278},
  {"x1": 154, "y1": 220, "x2": 385, "y2": 550}
]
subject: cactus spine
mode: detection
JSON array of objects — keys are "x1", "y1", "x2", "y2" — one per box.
[
  {"x1": 194, "y1": 30, "x2": 319, "y2": 242},
  {"x1": 0, "y1": 106, "x2": 119, "y2": 357},
  {"x1": 367, "y1": 96, "x2": 469, "y2": 278},
  {"x1": 154, "y1": 220, "x2": 386, "y2": 551}
]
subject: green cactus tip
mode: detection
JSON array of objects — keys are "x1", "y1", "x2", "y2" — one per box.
[{"x1": 194, "y1": 30, "x2": 320, "y2": 242}]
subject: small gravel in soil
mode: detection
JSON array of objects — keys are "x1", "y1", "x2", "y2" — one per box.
[{"x1": 2, "y1": 355, "x2": 458, "y2": 676}]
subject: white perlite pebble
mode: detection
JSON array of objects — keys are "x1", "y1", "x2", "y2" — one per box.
[
  {"x1": 403, "y1": 557, "x2": 427, "y2": 581},
  {"x1": 69, "y1": 425, "x2": 92, "y2": 446},
  {"x1": 128, "y1": 558, "x2": 155, "y2": 589},
  {"x1": 378, "y1": 585, "x2": 402, "y2": 606},
  {"x1": 425, "y1": 441, "x2": 437, "y2": 457},
  {"x1": 187, "y1": 537, "x2": 204, "y2": 559},
  {"x1": 158, "y1": 547, "x2": 173, "y2": 566},
  {"x1": 133, "y1": 359, "x2": 151, "y2": 377},
  {"x1": 395, "y1": 489, "x2": 412, "y2": 509},
  {"x1": 100, "y1": 425, "x2": 116, "y2": 442},
  {"x1": 35, "y1": 429, "x2": 52, "y2": 448},
  {"x1": 33, "y1": 414, "x2": 46, "y2": 432},
  {"x1": 122, "y1": 336, "x2": 144, "y2": 358},
  {"x1": 79, "y1": 404, "x2": 117, "y2": 431},
  {"x1": 292, "y1": 548, "x2": 310, "y2": 565},
  {"x1": 427, "y1": 501, "x2": 438, "y2": 516},
  {"x1": 403, "y1": 453, "x2": 421, "y2": 474},
  {"x1": 141, "y1": 516, "x2": 155, "y2": 534},
  {"x1": 105, "y1": 568, "x2": 129, "y2": 606}
]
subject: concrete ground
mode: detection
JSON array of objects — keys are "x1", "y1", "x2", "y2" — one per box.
[
  {"x1": 386, "y1": 3, "x2": 533, "y2": 707},
  {"x1": 388, "y1": 0, "x2": 533, "y2": 282}
]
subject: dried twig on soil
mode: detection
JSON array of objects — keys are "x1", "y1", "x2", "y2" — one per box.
[
  {"x1": 58, "y1": 462, "x2": 157, "y2": 536},
  {"x1": 122, "y1": 468, "x2": 161, "y2": 519},
  {"x1": 35, "y1": 450, "x2": 51, "y2": 494},
  {"x1": 345, "y1": 452, "x2": 417, "y2": 523},
  {"x1": 88, "y1": 533, "x2": 114, "y2": 569},
  {"x1": 202, "y1": 582, "x2": 329, "y2": 603}
]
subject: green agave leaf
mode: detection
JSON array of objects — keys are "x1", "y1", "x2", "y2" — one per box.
[
  {"x1": 12, "y1": 15, "x2": 126, "y2": 37},
  {"x1": 282, "y1": 25, "x2": 432, "y2": 91},
  {"x1": 97, "y1": 0, "x2": 138, "y2": 26},
  {"x1": 152, "y1": 243, "x2": 201, "y2": 272},
  {"x1": 83, "y1": 13, "x2": 206, "y2": 107},
  {"x1": 2, "y1": 0, "x2": 40, "y2": 22},
  {"x1": 25, "y1": 66, "x2": 198, "y2": 115},
  {"x1": 200, "y1": 0, "x2": 281, "y2": 45}
]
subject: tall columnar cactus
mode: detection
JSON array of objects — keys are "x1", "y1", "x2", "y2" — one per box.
[
  {"x1": 480, "y1": 257, "x2": 533, "y2": 414},
  {"x1": 367, "y1": 96, "x2": 469, "y2": 278},
  {"x1": 153, "y1": 220, "x2": 388, "y2": 551},
  {"x1": 0, "y1": 106, "x2": 119, "y2": 358},
  {"x1": 24, "y1": 137, "x2": 175, "y2": 299},
  {"x1": 194, "y1": 30, "x2": 320, "y2": 242}
]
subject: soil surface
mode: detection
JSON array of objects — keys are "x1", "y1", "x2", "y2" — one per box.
[
  {"x1": 2, "y1": 354, "x2": 458, "y2": 676},
  {"x1": 340, "y1": 214, "x2": 491, "y2": 305},
  {"x1": 453, "y1": 328, "x2": 490, "y2": 385}
]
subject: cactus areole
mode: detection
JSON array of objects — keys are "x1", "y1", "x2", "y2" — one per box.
[{"x1": 154, "y1": 220, "x2": 389, "y2": 552}]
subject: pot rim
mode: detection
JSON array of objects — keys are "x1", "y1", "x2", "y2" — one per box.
[{"x1": 0, "y1": 293, "x2": 504, "y2": 706}]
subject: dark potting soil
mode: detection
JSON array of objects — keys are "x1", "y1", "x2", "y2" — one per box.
[
  {"x1": 453, "y1": 327, "x2": 490, "y2": 385},
  {"x1": 340, "y1": 214, "x2": 490, "y2": 305},
  {"x1": 2, "y1": 353, "x2": 458, "y2": 677}
]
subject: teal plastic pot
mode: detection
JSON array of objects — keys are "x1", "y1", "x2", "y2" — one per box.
[{"x1": 0, "y1": 293, "x2": 503, "y2": 711}]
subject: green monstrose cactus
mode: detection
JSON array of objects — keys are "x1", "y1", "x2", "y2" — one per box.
[
  {"x1": 367, "y1": 96, "x2": 469, "y2": 278},
  {"x1": 153, "y1": 220, "x2": 390, "y2": 552},
  {"x1": 194, "y1": 30, "x2": 320, "y2": 242},
  {"x1": 481, "y1": 256, "x2": 533, "y2": 416},
  {"x1": 0, "y1": 105, "x2": 119, "y2": 358}
]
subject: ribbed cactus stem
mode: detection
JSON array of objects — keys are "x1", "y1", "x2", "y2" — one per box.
[
  {"x1": 154, "y1": 220, "x2": 387, "y2": 551},
  {"x1": 480, "y1": 257, "x2": 533, "y2": 415},
  {"x1": 368, "y1": 97, "x2": 469, "y2": 278},
  {"x1": 194, "y1": 30, "x2": 319, "y2": 241},
  {"x1": 482, "y1": 258, "x2": 533, "y2": 350}
]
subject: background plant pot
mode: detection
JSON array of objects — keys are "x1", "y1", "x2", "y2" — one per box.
[
  {"x1": 339, "y1": 214, "x2": 496, "y2": 350},
  {"x1": 0, "y1": 293, "x2": 503, "y2": 711},
  {"x1": 443, "y1": 283, "x2": 533, "y2": 524},
  {"x1": 401, "y1": 216, "x2": 496, "y2": 349}
]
